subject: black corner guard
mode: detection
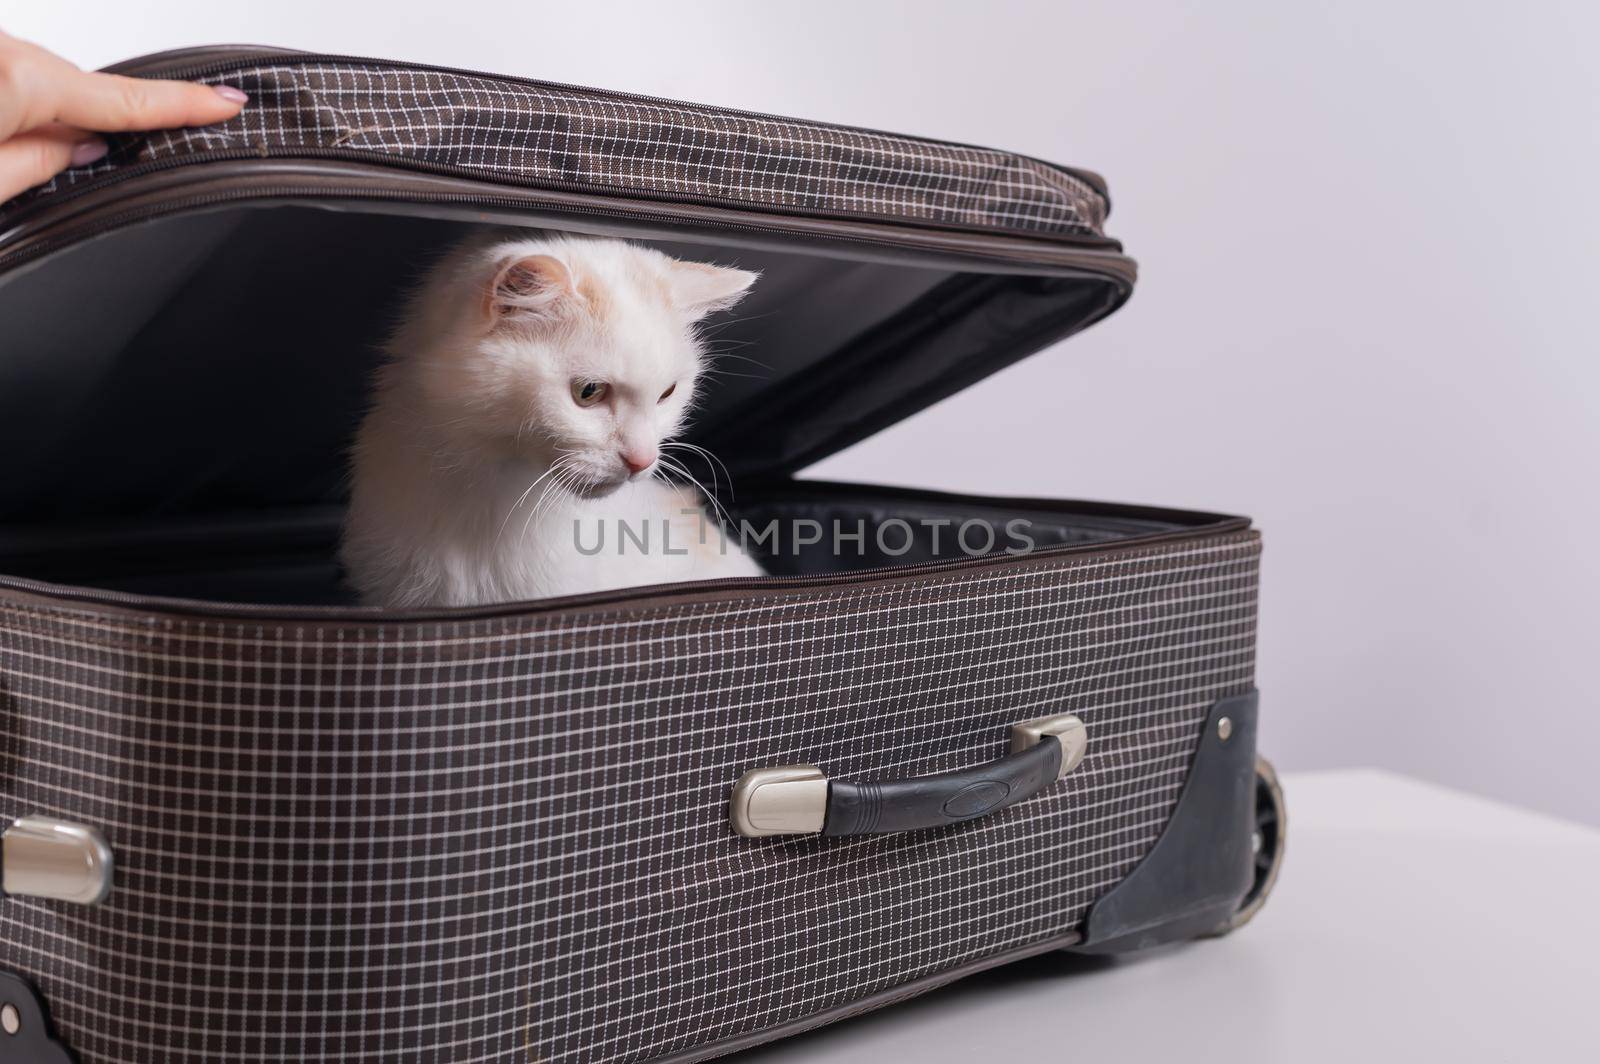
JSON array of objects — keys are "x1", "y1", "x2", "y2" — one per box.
[
  {"x1": 0, "y1": 969, "x2": 76, "y2": 1063},
  {"x1": 1074, "y1": 689, "x2": 1260, "y2": 953}
]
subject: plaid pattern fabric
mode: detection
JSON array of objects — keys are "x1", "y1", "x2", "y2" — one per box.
[
  {"x1": 0, "y1": 531, "x2": 1258, "y2": 1063},
  {"x1": 11, "y1": 58, "x2": 1108, "y2": 239}
]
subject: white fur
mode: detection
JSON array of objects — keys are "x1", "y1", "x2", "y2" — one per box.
[{"x1": 341, "y1": 234, "x2": 764, "y2": 608}]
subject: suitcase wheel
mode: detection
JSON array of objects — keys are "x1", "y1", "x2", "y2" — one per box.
[{"x1": 1213, "y1": 755, "x2": 1286, "y2": 935}]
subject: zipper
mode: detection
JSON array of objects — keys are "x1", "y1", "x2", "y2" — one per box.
[
  {"x1": 0, "y1": 518, "x2": 1252, "y2": 624},
  {"x1": 0, "y1": 161, "x2": 1137, "y2": 283},
  {"x1": 1, "y1": 48, "x2": 1115, "y2": 256}
]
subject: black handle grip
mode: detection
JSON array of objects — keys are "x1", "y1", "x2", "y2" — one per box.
[
  {"x1": 728, "y1": 714, "x2": 1084, "y2": 839},
  {"x1": 822, "y1": 735, "x2": 1064, "y2": 836}
]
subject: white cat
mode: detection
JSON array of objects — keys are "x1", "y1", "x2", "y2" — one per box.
[{"x1": 341, "y1": 234, "x2": 766, "y2": 608}]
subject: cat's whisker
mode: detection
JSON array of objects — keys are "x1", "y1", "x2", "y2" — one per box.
[
  {"x1": 660, "y1": 443, "x2": 718, "y2": 498},
  {"x1": 691, "y1": 441, "x2": 734, "y2": 489},
  {"x1": 704, "y1": 349, "x2": 770, "y2": 370},
  {"x1": 697, "y1": 367, "x2": 770, "y2": 382},
  {"x1": 705, "y1": 358, "x2": 773, "y2": 377},
  {"x1": 658, "y1": 454, "x2": 737, "y2": 532},
  {"x1": 521, "y1": 460, "x2": 578, "y2": 542},
  {"x1": 673, "y1": 468, "x2": 737, "y2": 534},
  {"x1": 498, "y1": 469, "x2": 555, "y2": 534},
  {"x1": 542, "y1": 460, "x2": 588, "y2": 522},
  {"x1": 662, "y1": 440, "x2": 734, "y2": 503},
  {"x1": 695, "y1": 309, "x2": 775, "y2": 335},
  {"x1": 536, "y1": 459, "x2": 579, "y2": 515},
  {"x1": 496, "y1": 458, "x2": 571, "y2": 546},
  {"x1": 700, "y1": 342, "x2": 760, "y2": 359}
]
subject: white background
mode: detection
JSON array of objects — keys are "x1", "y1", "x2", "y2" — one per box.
[{"x1": 7, "y1": 2, "x2": 1598, "y2": 824}]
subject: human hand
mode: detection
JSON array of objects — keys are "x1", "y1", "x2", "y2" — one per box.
[{"x1": 0, "y1": 30, "x2": 246, "y2": 202}]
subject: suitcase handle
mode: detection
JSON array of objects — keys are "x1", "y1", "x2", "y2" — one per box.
[{"x1": 729, "y1": 713, "x2": 1086, "y2": 838}]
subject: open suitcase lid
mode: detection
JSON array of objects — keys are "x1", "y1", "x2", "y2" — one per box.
[{"x1": 0, "y1": 47, "x2": 1136, "y2": 523}]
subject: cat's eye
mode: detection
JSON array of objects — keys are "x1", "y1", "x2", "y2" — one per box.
[
  {"x1": 571, "y1": 380, "x2": 609, "y2": 407},
  {"x1": 658, "y1": 383, "x2": 677, "y2": 404}
]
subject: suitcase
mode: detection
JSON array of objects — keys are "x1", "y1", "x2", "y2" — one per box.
[{"x1": 0, "y1": 47, "x2": 1286, "y2": 1063}]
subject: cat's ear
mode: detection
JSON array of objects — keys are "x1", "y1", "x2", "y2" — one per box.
[
  {"x1": 666, "y1": 261, "x2": 758, "y2": 321},
  {"x1": 484, "y1": 253, "x2": 576, "y2": 325}
]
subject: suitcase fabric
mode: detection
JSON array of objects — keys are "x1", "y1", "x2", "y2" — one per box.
[
  {"x1": 0, "y1": 48, "x2": 1275, "y2": 1064},
  {"x1": 13, "y1": 50, "x2": 1110, "y2": 241}
]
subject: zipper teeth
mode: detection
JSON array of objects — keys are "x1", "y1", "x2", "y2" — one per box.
[
  {"x1": 0, "y1": 186, "x2": 1124, "y2": 281},
  {"x1": 0, "y1": 165, "x2": 1137, "y2": 282},
  {"x1": 0, "y1": 523, "x2": 1248, "y2": 624},
  {"x1": 3, "y1": 50, "x2": 1112, "y2": 250},
  {"x1": 8, "y1": 146, "x2": 1113, "y2": 252}
]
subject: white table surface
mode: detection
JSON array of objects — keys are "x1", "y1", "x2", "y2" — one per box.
[{"x1": 731, "y1": 770, "x2": 1600, "y2": 1062}]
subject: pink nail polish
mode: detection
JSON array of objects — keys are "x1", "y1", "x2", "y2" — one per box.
[
  {"x1": 70, "y1": 140, "x2": 109, "y2": 167},
  {"x1": 211, "y1": 85, "x2": 248, "y2": 105}
]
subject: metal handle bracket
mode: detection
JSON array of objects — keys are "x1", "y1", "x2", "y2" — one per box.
[
  {"x1": 1010, "y1": 713, "x2": 1089, "y2": 779},
  {"x1": 2, "y1": 816, "x2": 114, "y2": 905}
]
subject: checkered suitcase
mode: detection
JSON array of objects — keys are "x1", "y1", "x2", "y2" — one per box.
[{"x1": 0, "y1": 47, "x2": 1284, "y2": 1064}]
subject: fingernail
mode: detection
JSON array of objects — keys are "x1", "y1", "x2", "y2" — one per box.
[
  {"x1": 211, "y1": 84, "x2": 248, "y2": 105},
  {"x1": 70, "y1": 139, "x2": 109, "y2": 167}
]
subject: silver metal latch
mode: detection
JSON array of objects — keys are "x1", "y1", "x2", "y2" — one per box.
[{"x1": 2, "y1": 816, "x2": 114, "y2": 905}]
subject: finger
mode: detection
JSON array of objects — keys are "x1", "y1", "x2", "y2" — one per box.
[
  {"x1": 49, "y1": 70, "x2": 247, "y2": 134},
  {"x1": 0, "y1": 126, "x2": 106, "y2": 203},
  {"x1": 0, "y1": 32, "x2": 247, "y2": 140}
]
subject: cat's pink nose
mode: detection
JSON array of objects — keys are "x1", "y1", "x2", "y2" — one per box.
[{"x1": 621, "y1": 448, "x2": 657, "y2": 475}]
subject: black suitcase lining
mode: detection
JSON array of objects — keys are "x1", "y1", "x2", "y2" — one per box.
[
  {"x1": 0, "y1": 201, "x2": 1157, "y2": 609},
  {"x1": 0, "y1": 204, "x2": 1122, "y2": 523}
]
